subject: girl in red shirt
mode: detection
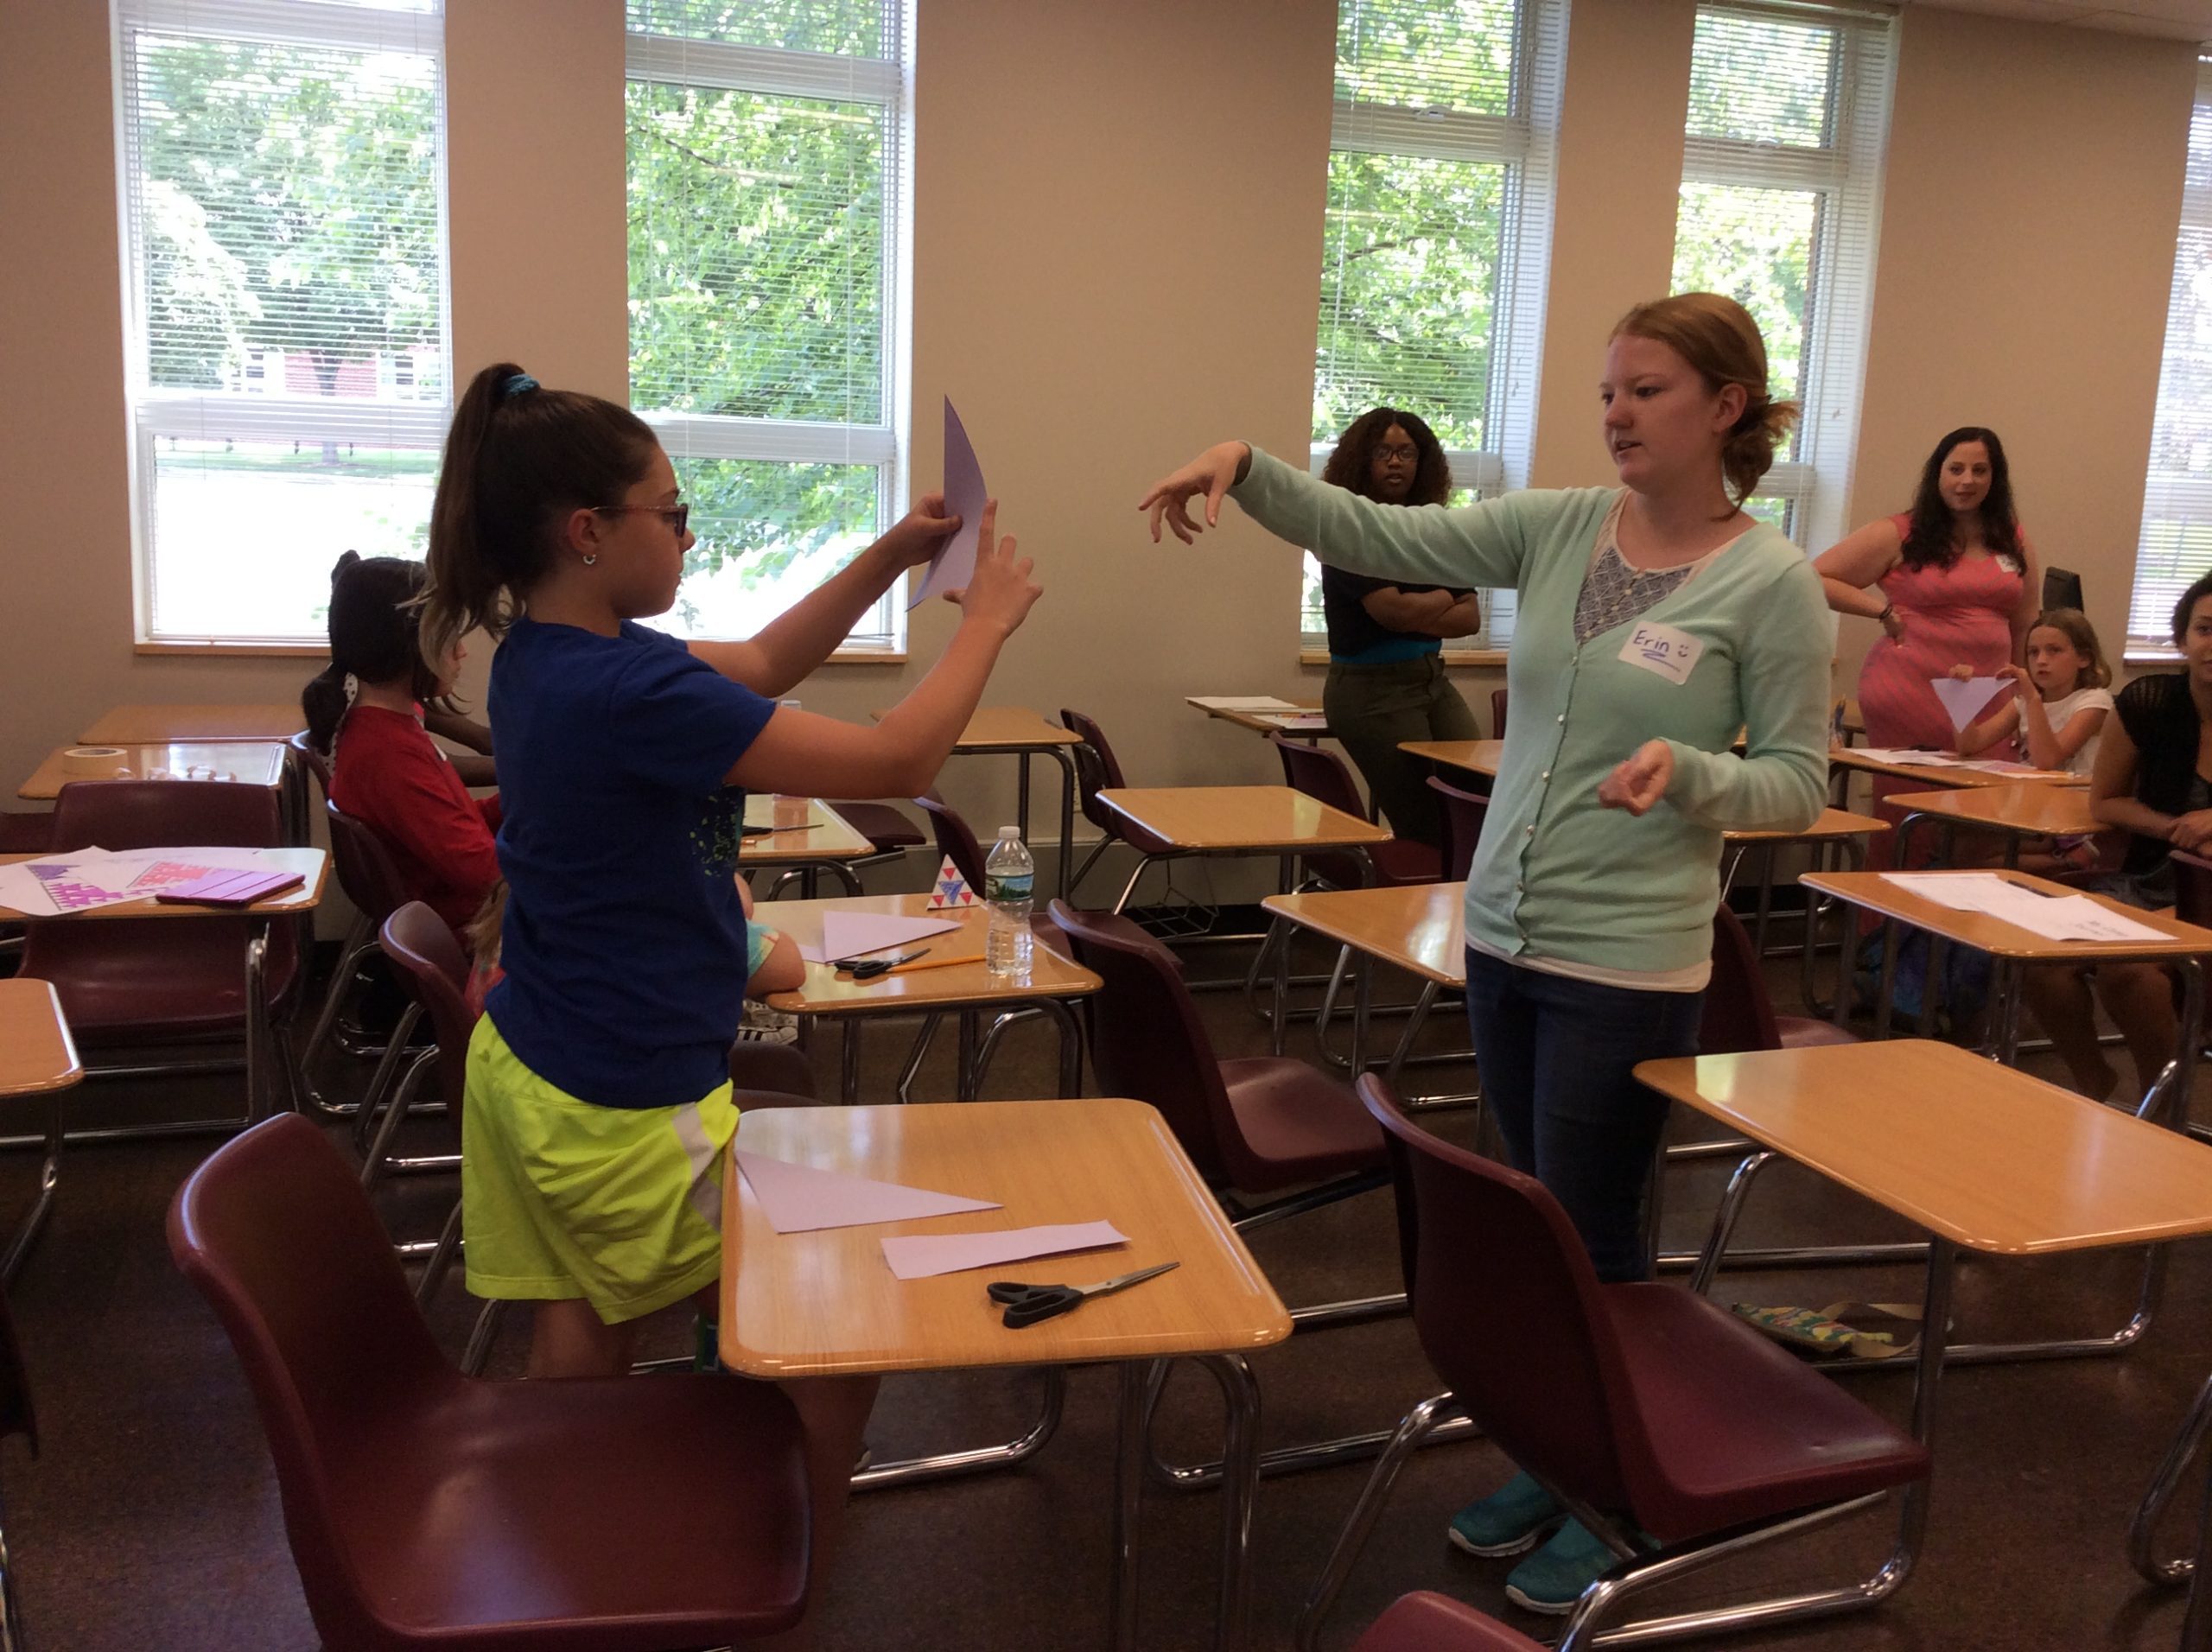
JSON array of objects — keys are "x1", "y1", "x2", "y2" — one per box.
[{"x1": 302, "y1": 553, "x2": 500, "y2": 935}]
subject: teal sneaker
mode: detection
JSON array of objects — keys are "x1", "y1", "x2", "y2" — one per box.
[
  {"x1": 1446, "y1": 1471, "x2": 1564, "y2": 1558},
  {"x1": 1503, "y1": 1517, "x2": 1641, "y2": 1615}
]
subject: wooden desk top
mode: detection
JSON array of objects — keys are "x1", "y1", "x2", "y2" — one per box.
[
  {"x1": 1187, "y1": 698, "x2": 1329, "y2": 735},
  {"x1": 1800, "y1": 867, "x2": 2212, "y2": 961},
  {"x1": 1263, "y1": 883, "x2": 1465, "y2": 987},
  {"x1": 0, "y1": 848, "x2": 327, "y2": 920},
  {"x1": 80, "y1": 704, "x2": 303, "y2": 745},
  {"x1": 738, "y1": 799, "x2": 874, "y2": 864},
  {"x1": 913, "y1": 707, "x2": 1083, "y2": 750},
  {"x1": 1827, "y1": 746, "x2": 2078, "y2": 790},
  {"x1": 1637, "y1": 1040, "x2": 2212, "y2": 1255},
  {"x1": 759, "y1": 893, "x2": 1099, "y2": 1015},
  {"x1": 1725, "y1": 806, "x2": 1890, "y2": 846},
  {"x1": 1888, "y1": 783, "x2": 2100, "y2": 838},
  {"x1": 1399, "y1": 739, "x2": 1504, "y2": 778},
  {"x1": 0, "y1": 980, "x2": 80, "y2": 1097},
  {"x1": 719, "y1": 1099, "x2": 1292, "y2": 1376},
  {"x1": 1096, "y1": 786, "x2": 1391, "y2": 852},
  {"x1": 20, "y1": 742, "x2": 289, "y2": 801}
]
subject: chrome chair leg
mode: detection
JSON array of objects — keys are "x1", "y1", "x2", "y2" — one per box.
[
  {"x1": 350, "y1": 1003, "x2": 423, "y2": 1153},
  {"x1": 0, "y1": 1089, "x2": 63, "y2": 1284},
  {"x1": 2130, "y1": 1368, "x2": 2212, "y2": 1585},
  {"x1": 1293, "y1": 1393, "x2": 1466, "y2": 1651},
  {"x1": 853, "y1": 1366, "x2": 1068, "y2": 1491},
  {"x1": 460, "y1": 1298, "x2": 506, "y2": 1376},
  {"x1": 360, "y1": 1047, "x2": 436, "y2": 1193},
  {"x1": 416, "y1": 1198, "x2": 465, "y2": 1308},
  {"x1": 297, "y1": 916, "x2": 373, "y2": 1116}
]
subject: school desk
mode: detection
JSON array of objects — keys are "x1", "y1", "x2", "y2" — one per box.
[
  {"x1": 1886, "y1": 780, "x2": 2101, "y2": 870},
  {"x1": 1800, "y1": 867, "x2": 2212, "y2": 1115},
  {"x1": 757, "y1": 893, "x2": 1099, "y2": 1103},
  {"x1": 876, "y1": 706, "x2": 1081, "y2": 899},
  {"x1": 1826, "y1": 742, "x2": 2079, "y2": 808},
  {"x1": 1258, "y1": 883, "x2": 1462, "y2": 1082},
  {"x1": 1092, "y1": 786, "x2": 1391, "y2": 917},
  {"x1": 1636, "y1": 1040, "x2": 2212, "y2": 1642},
  {"x1": 0, "y1": 978, "x2": 79, "y2": 1281},
  {"x1": 1395, "y1": 738, "x2": 1503, "y2": 781},
  {"x1": 0, "y1": 847, "x2": 325, "y2": 1133},
  {"x1": 719, "y1": 1097, "x2": 1290, "y2": 1651},
  {"x1": 18, "y1": 741, "x2": 289, "y2": 801},
  {"x1": 1185, "y1": 697, "x2": 1331, "y2": 742},
  {"x1": 740, "y1": 798, "x2": 876, "y2": 897}
]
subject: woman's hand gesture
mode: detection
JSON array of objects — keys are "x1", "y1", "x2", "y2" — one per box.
[
  {"x1": 880, "y1": 491, "x2": 961, "y2": 569},
  {"x1": 1880, "y1": 607, "x2": 1907, "y2": 645},
  {"x1": 1598, "y1": 740, "x2": 1674, "y2": 816},
  {"x1": 949, "y1": 500, "x2": 1041, "y2": 639},
  {"x1": 2171, "y1": 810, "x2": 2212, "y2": 854},
  {"x1": 1137, "y1": 442, "x2": 1252, "y2": 544}
]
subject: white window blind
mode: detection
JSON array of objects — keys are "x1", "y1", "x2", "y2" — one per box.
[
  {"x1": 1303, "y1": 0, "x2": 1565, "y2": 656},
  {"x1": 1672, "y1": 1, "x2": 1891, "y2": 552},
  {"x1": 626, "y1": 0, "x2": 910, "y2": 650},
  {"x1": 114, "y1": 0, "x2": 449, "y2": 645},
  {"x1": 2127, "y1": 60, "x2": 2212, "y2": 659}
]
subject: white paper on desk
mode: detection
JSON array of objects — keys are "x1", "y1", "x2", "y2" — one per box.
[
  {"x1": 1880, "y1": 873, "x2": 2170, "y2": 942},
  {"x1": 880, "y1": 1220, "x2": 1129, "y2": 1280},
  {"x1": 799, "y1": 910, "x2": 961, "y2": 965},
  {"x1": 1262, "y1": 714, "x2": 1331, "y2": 733},
  {"x1": 1191, "y1": 696, "x2": 1299, "y2": 712},
  {"x1": 911, "y1": 397, "x2": 986, "y2": 610},
  {"x1": 1853, "y1": 747, "x2": 1968, "y2": 767},
  {"x1": 1929, "y1": 677, "x2": 2012, "y2": 733},
  {"x1": 734, "y1": 1151, "x2": 1000, "y2": 1234}
]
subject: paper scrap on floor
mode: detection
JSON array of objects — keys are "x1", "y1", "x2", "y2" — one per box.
[
  {"x1": 798, "y1": 909, "x2": 961, "y2": 965},
  {"x1": 1929, "y1": 677, "x2": 2012, "y2": 733},
  {"x1": 880, "y1": 1220, "x2": 1129, "y2": 1280},
  {"x1": 734, "y1": 1151, "x2": 1000, "y2": 1234},
  {"x1": 1879, "y1": 873, "x2": 2169, "y2": 942},
  {"x1": 1190, "y1": 696, "x2": 1300, "y2": 712}
]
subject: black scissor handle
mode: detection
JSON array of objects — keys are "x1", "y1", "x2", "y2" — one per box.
[{"x1": 984, "y1": 1280, "x2": 1080, "y2": 1327}]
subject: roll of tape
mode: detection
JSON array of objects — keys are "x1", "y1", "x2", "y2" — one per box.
[{"x1": 61, "y1": 747, "x2": 127, "y2": 777}]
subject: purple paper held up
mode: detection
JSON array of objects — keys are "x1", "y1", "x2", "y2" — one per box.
[
  {"x1": 880, "y1": 1219, "x2": 1129, "y2": 1280},
  {"x1": 911, "y1": 397, "x2": 988, "y2": 610},
  {"x1": 734, "y1": 1150, "x2": 1000, "y2": 1235}
]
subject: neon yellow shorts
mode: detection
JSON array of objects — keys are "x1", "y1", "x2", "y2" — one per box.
[{"x1": 461, "y1": 1014, "x2": 738, "y2": 1325}]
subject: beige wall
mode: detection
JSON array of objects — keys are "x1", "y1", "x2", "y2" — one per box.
[
  {"x1": 1842, "y1": 7, "x2": 2196, "y2": 696},
  {"x1": 0, "y1": 0, "x2": 2204, "y2": 887}
]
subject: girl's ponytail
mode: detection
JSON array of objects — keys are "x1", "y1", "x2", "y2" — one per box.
[
  {"x1": 419, "y1": 362, "x2": 661, "y2": 679},
  {"x1": 300, "y1": 662, "x2": 350, "y2": 756}
]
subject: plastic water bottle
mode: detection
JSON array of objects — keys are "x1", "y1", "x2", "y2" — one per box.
[{"x1": 984, "y1": 826, "x2": 1035, "y2": 981}]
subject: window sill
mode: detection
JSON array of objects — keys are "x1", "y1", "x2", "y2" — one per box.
[
  {"x1": 2124, "y1": 648, "x2": 2182, "y2": 666},
  {"x1": 826, "y1": 650, "x2": 907, "y2": 665},
  {"x1": 1299, "y1": 646, "x2": 1507, "y2": 668}
]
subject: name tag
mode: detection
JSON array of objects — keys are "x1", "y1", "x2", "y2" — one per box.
[{"x1": 1618, "y1": 621, "x2": 1701, "y2": 685}]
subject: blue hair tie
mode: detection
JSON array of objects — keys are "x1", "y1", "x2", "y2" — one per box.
[{"x1": 501, "y1": 373, "x2": 539, "y2": 399}]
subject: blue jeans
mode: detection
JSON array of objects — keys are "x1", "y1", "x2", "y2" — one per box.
[{"x1": 1462, "y1": 949, "x2": 1704, "y2": 1283}]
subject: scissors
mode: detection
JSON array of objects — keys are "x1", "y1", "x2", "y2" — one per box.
[
  {"x1": 836, "y1": 949, "x2": 926, "y2": 980},
  {"x1": 985, "y1": 1261, "x2": 1179, "y2": 1329}
]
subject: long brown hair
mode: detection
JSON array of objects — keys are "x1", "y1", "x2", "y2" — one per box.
[
  {"x1": 2028, "y1": 607, "x2": 2110, "y2": 691},
  {"x1": 1610, "y1": 293, "x2": 1799, "y2": 508},
  {"x1": 1320, "y1": 407, "x2": 1452, "y2": 505},
  {"x1": 1902, "y1": 426, "x2": 2022, "y2": 571},
  {"x1": 419, "y1": 363, "x2": 661, "y2": 675}
]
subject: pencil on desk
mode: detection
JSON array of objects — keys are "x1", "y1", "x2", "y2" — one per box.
[{"x1": 885, "y1": 952, "x2": 986, "y2": 975}]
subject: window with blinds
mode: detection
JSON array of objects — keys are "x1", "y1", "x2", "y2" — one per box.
[
  {"x1": 1301, "y1": 0, "x2": 1564, "y2": 657},
  {"x1": 626, "y1": 0, "x2": 909, "y2": 650},
  {"x1": 113, "y1": 0, "x2": 448, "y2": 645},
  {"x1": 2127, "y1": 60, "x2": 2212, "y2": 659},
  {"x1": 1671, "y1": 2, "x2": 1891, "y2": 552}
]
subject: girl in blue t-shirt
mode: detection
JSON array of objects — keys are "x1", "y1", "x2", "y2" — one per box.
[{"x1": 418, "y1": 361, "x2": 1039, "y2": 1578}]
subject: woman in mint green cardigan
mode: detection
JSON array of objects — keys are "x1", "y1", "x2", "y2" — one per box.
[{"x1": 1140, "y1": 292, "x2": 1830, "y2": 1613}]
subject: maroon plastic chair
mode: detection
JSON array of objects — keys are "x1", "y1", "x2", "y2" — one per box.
[
  {"x1": 1425, "y1": 774, "x2": 1490, "y2": 884},
  {"x1": 307, "y1": 802, "x2": 419, "y2": 1124},
  {"x1": 914, "y1": 788, "x2": 988, "y2": 889},
  {"x1": 360, "y1": 902, "x2": 474, "y2": 1193},
  {"x1": 1489, "y1": 687, "x2": 1509, "y2": 741},
  {"x1": 1299, "y1": 1077, "x2": 1930, "y2": 1649},
  {"x1": 1058, "y1": 707, "x2": 1155, "y2": 899},
  {"x1": 1268, "y1": 733, "x2": 1441, "y2": 888},
  {"x1": 1353, "y1": 1592, "x2": 1542, "y2": 1652},
  {"x1": 20, "y1": 779, "x2": 302, "y2": 1121},
  {"x1": 287, "y1": 730, "x2": 334, "y2": 806},
  {"x1": 1700, "y1": 904, "x2": 1860, "y2": 1056},
  {"x1": 1049, "y1": 901, "x2": 1382, "y2": 1205},
  {"x1": 759, "y1": 800, "x2": 920, "y2": 898},
  {"x1": 168, "y1": 1113, "x2": 813, "y2": 1650}
]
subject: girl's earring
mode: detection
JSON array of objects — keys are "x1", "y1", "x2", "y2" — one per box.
[{"x1": 582, "y1": 552, "x2": 598, "y2": 567}]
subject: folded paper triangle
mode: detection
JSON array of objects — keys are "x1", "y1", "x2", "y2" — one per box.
[
  {"x1": 734, "y1": 1150, "x2": 1001, "y2": 1234},
  {"x1": 926, "y1": 855, "x2": 979, "y2": 911}
]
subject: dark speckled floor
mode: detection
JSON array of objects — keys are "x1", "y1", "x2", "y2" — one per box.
[{"x1": 4, "y1": 919, "x2": 2210, "y2": 1650}]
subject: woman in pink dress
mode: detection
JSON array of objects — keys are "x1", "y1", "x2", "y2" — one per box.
[{"x1": 1815, "y1": 426, "x2": 2039, "y2": 858}]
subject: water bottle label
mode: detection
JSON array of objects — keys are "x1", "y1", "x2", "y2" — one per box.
[{"x1": 986, "y1": 872, "x2": 1033, "y2": 902}]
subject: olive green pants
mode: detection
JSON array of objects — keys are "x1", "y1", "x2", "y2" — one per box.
[{"x1": 1321, "y1": 654, "x2": 1481, "y2": 848}]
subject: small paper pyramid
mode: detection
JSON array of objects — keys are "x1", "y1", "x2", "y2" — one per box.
[{"x1": 926, "y1": 855, "x2": 978, "y2": 910}]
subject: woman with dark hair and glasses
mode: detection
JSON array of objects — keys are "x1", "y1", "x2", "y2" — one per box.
[
  {"x1": 1313, "y1": 407, "x2": 1482, "y2": 848},
  {"x1": 1815, "y1": 426, "x2": 2039, "y2": 857}
]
